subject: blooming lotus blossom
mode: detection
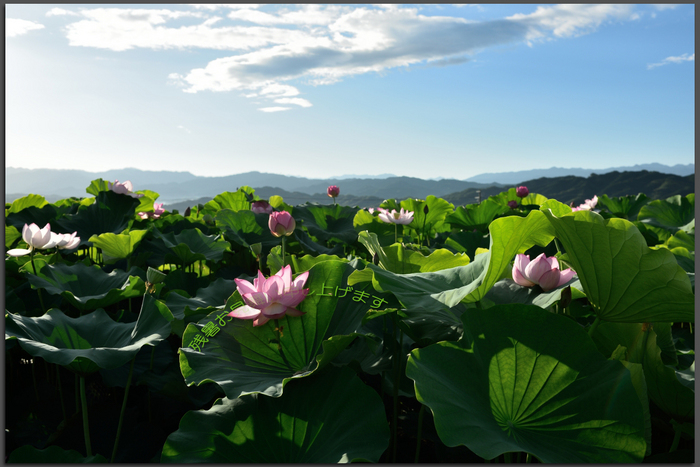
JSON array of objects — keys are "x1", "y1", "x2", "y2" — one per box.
[
  {"x1": 516, "y1": 186, "x2": 529, "y2": 198},
  {"x1": 512, "y1": 253, "x2": 576, "y2": 292},
  {"x1": 7, "y1": 223, "x2": 68, "y2": 257},
  {"x1": 571, "y1": 195, "x2": 598, "y2": 212},
  {"x1": 251, "y1": 200, "x2": 273, "y2": 214},
  {"x1": 109, "y1": 180, "x2": 144, "y2": 198},
  {"x1": 53, "y1": 231, "x2": 81, "y2": 250},
  {"x1": 269, "y1": 211, "x2": 296, "y2": 237},
  {"x1": 377, "y1": 208, "x2": 414, "y2": 225},
  {"x1": 367, "y1": 208, "x2": 375, "y2": 214},
  {"x1": 138, "y1": 202, "x2": 165, "y2": 220},
  {"x1": 327, "y1": 185, "x2": 340, "y2": 198},
  {"x1": 228, "y1": 265, "x2": 309, "y2": 327},
  {"x1": 507, "y1": 200, "x2": 518, "y2": 209}
]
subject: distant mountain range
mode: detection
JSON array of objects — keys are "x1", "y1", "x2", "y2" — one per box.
[
  {"x1": 464, "y1": 163, "x2": 695, "y2": 184},
  {"x1": 5, "y1": 163, "x2": 694, "y2": 208}
]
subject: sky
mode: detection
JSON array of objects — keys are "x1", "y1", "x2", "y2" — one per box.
[{"x1": 5, "y1": 4, "x2": 695, "y2": 180}]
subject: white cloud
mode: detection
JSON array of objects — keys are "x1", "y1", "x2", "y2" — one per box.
[
  {"x1": 189, "y1": 4, "x2": 261, "y2": 11},
  {"x1": 55, "y1": 4, "x2": 644, "y2": 111},
  {"x1": 259, "y1": 106, "x2": 291, "y2": 112},
  {"x1": 647, "y1": 53, "x2": 694, "y2": 70},
  {"x1": 46, "y1": 8, "x2": 81, "y2": 17},
  {"x1": 177, "y1": 125, "x2": 192, "y2": 134},
  {"x1": 651, "y1": 4, "x2": 679, "y2": 10},
  {"x1": 506, "y1": 4, "x2": 636, "y2": 40},
  {"x1": 6, "y1": 18, "x2": 45, "y2": 38},
  {"x1": 274, "y1": 97, "x2": 312, "y2": 107}
]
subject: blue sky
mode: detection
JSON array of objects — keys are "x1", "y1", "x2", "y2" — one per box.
[{"x1": 6, "y1": 4, "x2": 695, "y2": 180}]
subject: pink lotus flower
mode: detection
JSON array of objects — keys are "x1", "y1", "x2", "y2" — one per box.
[
  {"x1": 53, "y1": 231, "x2": 81, "y2": 250},
  {"x1": 7, "y1": 223, "x2": 73, "y2": 257},
  {"x1": 507, "y1": 200, "x2": 518, "y2": 209},
  {"x1": 571, "y1": 195, "x2": 598, "y2": 212},
  {"x1": 139, "y1": 202, "x2": 165, "y2": 220},
  {"x1": 269, "y1": 211, "x2": 296, "y2": 237},
  {"x1": 228, "y1": 265, "x2": 309, "y2": 327},
  {"x1": 377, "y1": 208, "x2": 414, "y2": 225},
  {"x1": 512, "y1": 253, "x2": 576, "y2": 292},
  {"x1": 516, "y1": 186, "x2": 529, "y2": 198},
  {"x1": 251, "y1": 200, "x2": 273, "y2": 214},
  {"x1": 327, "y1": 185, "x2": 340, "y2": 198},
  {"x1": 109, "y1": 180, "x2": 144, "y2": 198}
]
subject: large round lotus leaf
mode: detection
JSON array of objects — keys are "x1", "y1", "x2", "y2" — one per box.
[
  {"x1": 88, "y1": 230, "x2": 150, "y2": 263},
  {"x1": 638, "y1": 194, "x2": 694, "y2": 232},
  {"x1": 292, "y1": 203, "x2": 360, "y2": 245},
  {"x1": 405, "y1": 304, "x2": 646, "y2": 463},
  {"x1": 598, "y1": 193, "x2": 650, "y2": 221},
  {"x1": 353, "y1": 209, "x2": 396, "y2": 247},
  {"x1": 5, "y1": 295, "x2": 172, "y2": 375},
  {"x1": 541, "y1": 206, "x2": 694, "y2": 323},
  {"x1": 179, "y1": 260, "x2": 389, "y2": 399},
  {"x1": 8, "y1": 445, "x2": 108, "y2": 463},
  {"x1": 446, "y1": 199, "x2": 509, "y2": 232},
  {"x1": 161, "y1": 366, "x2": 389, "y2": 463},
  {"x1": 484, "y1": 277, "x2": 583, "y2": 310},
  {"x1": 24, "y1": 261, "x2": 145, "y2": 312},
  {"x1": 55, "y1": 191, "x2": 141, "y2": 247},
  {"x1": 144, "y1": 228, "x2": 230, "y2": 267},
  {"x1": 399, "y1": 195, "x2": 455, "y2": 237},
  {"x1": 166, "y1": 277, "x2": 237, "y2": 336},
  {"x1": 215, "y1": 208, "x2": 280, "y2": 251},
  {"x1": 202, "y1": 187, "x2": 255, "y2": 212}
]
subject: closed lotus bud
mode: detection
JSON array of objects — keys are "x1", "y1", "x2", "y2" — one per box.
[
  {"x1": 268, "y1": 211, "x2": 296, "y2": 237},
  {"x1": 507, "y1": 200, "x2": 518, "y2": 210},
  {"x1": 559, "y1": 286, "x2": 572, "y2": 308},
  {"x1": 251, "y1": 200, "x2": 273, "y2": 214},
  {"x1": 373, "y1": 253, "x2": 380, "y2": 266},
  {"x1": 184, "y1": 206, "x2": 191, "y2": 217},
  {"x1": 424, "y1": 205, "x2": 429, "y2": 215},
  {"x1": 516, "y1": 186, "x2": 529, "y2": 198},
  {"x1": 327, "y1": 185, "x2": 340, "y2": 198}
]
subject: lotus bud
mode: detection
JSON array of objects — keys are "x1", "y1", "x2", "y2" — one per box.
[
  {"x1": 268, "y1": 211, "x2": 296, "y2": 237},
  {"x1": 251, "y1": 200, "x2": 273, "y2": 214},
  {"x1": 507, "y1": 200, "x2": 518, "y2": 210},
  {"x1": 423, "y1": 205, "x2": 429, "y2": 214},
  {"x1": 327, "y1": 185, "x2": 340, "y2": 198},
  {"x1": 516, "y1": 186, "x2": 529, "y2": 198},
  {"x1": 184, "y1": 206, "x2": 191, "y2": 217}
]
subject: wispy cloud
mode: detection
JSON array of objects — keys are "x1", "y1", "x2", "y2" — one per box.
[
  {"x1": 259, "y1": 106, "x2": 291, "y2": 113},
  {"x1": 46, "y1": 8, "x2": 81, "y2": 17},
  {"x1": 647, "y1": 53, "x2": 694, "y2": 70},
  {"x1": 177, "y1": 125, "x2": 192, "y2": 134},
  {"x1": 651, "y1": 4, "x2": 679, "y2": 10},
  {"x1": 54, "y1": 4, "x2": 643, "y2": 111},
  {"x1": 6, "y1": 18, "x2": 45, "y2": 38}
]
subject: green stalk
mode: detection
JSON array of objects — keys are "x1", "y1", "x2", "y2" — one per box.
[
  {"x1": 56, "y1": 365, "x2": 67, "y2": 422},
  {"x1": 29, "y1": 250, "x2": 46, "y2": 313},
  {"x1": 526, "y1": 453, "x2": 531, "y2": 463},
  {"x1": 148, "y1": 346, "x2": 155, "y2": 423},
  {"x1": 274, "y1": 319, "x2": 292, "y2": 370},
  {"x1": 281, "y1": 236, "x2": 286, "y2": 268},
  {"x1": 669, "y1": 420, "x2": 682, "y2": 453},
  {"x1": 414, "y1": 403, "x2": 425, "y2": 463},
  {"x1": 111, "y1": 358, "x2": 136, "y2": 463},
  {"x1": 391, "y1": 328, "x2": 404, "y2": 463},
  {"x1": 80, "y1": 376, "x2": 93, "y2": 457},
  {"x1": 588, "y1": 316, "x2": 601, "y2": 338},
  {"x1": 394, "y1": 223, "x2": 398, "y2": 244},
  {"x1": 504, "y1": 452, "x2": 512, "y2": 463},
  {"x1": 74, "y1": 373, "x2": 80, "y2": 415}
]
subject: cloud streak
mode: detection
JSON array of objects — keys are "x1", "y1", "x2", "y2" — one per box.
[
  {"x1": 53, "y1": 4, "x2": 642, "y2": 111},
  {"x1": 6, "y1": 18, "x2": 45, "y2": 38},
  {"x1": 647, "y1": 53, "x2": 694, "y2": 69}
]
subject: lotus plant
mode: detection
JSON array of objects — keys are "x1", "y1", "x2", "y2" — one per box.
[
  {"x1": 7, "y1": 223, "x2": 56, "y2": 257},
  {"x1": 377, "y1": 208, "x2": 414, "y2": 244},
  {"x1": 516, "y1": 186, "x2": 529, "y2": 198},
  {"x1": 138, "y1": 202, "x2": 165, "y2": 220},
  {"x1": 572, "y1": 195, "x2": 598, "y2": 212},
  {"x1": 512, "y1": 253, "x2": 576, "y2": 292},
  {"x1": 269, "y1": 211, "x2": 296, "y2": 266},
  {"x1": 251, "y1": 200, "x2": 273, "y2": 214},
  {"x1": 109, "y1": 180, "x2": 144, "y2": 198},
  {"x1": 327, "y1": 185, "x2": 340, "y2": 205},
  {"x1": 228, "y1": 265, "x2": 309, "y2": 327}
]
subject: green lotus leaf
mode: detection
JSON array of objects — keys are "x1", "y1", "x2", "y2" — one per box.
[
  {"x1": 5, "y1": 295, "x2": 172, "y2": 375},
  {"x1": 25, "y1": 262, "x2": 145, "y2": 312},
  {"x1": 520, "y1": 193, "x2": 549, "y2": 206},
  {"x1": 5, "y1": 204, "x2": 60, "y2": 234},
  {"x1": 6, "y1": 193, "x2": 49, "y2": 213},
  {"x1": 353, "y1": 209, "x2": 396, "y2": 246},
  {"x1": 56, "y1": 191, "x2": 141, "y2": 246},
  {"x1": 442, "y1": 230, "x2": 490, "y2": 260},
  {"x1": 145, "y1": 228, "x2": 230, "y2": 267},
  {"x1": 203, "y1": 187, "x2": 255, "y2": 212},
  {"x1": 268, "y1": 195, "x2": 293, "y2": 213},
  {"x1": 488, "y1": 187, "x2": 520, "y2": 206},
  {"x1": 399, "y1": 195, "x2": 455, "y2": 238},
  {"x1": 484, "y1": 278, "x2": 584, "y2": 310},
  {"x1": 6, "y1": 224, "x2": 21, "y2": 248},
  {"x1": 290, "y1": 253, "x2": 348, "y2": 273},
  {"x1": 445, "y1": 199, "x2": 509, "y2": 232},
  {"x1": 541, "y1": 207, "x2": 694, "y2": 323},
  {"x1": 405, "y1": 304, "x2": 647, "y2": 463},
  {"x1": 358, "y1": 231, "x2": 470, "y2": 274},
  {"x1": 166, "y1": 277, "x2": 237, "y2": 336},
  {"x1": 292, "y1": 203, "x2": 360, "y2": 245},
  {"x1": 665, "y1": 230, "x2": 695, "y2": 251},
  {"x1": 88, "y1": 230, "x2": 150, "y2": 263},
  {"x1": 292, "y1": 227, "x2": 344, "y2": 257},
  {"x1": 598, "y1": 193, "x2": 650, "y2": 221},
  {"x1": 179, "y1": 260, "x2": 388, "y2": 399},
  {"x1": 8, "y1": 445, "x2": 108, "y2": 463},
  {"x1": 162, "y1": 366, "x2": 389, "y2": 463},
  {"x1": 85, "y1": 178, "x2": 110, "y2": 196},
  {"x1": 215, "y1": 208, "x2": 279, "y2": 251},
  {"x1": 638, "y1": 194, "x2": 694, "y2": 232}
]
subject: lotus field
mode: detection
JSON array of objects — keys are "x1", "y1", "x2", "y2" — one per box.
[{"x1": 4, "y1": 179, "x2": 695, "y2": 463}]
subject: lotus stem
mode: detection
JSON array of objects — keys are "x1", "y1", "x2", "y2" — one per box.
[
  {"x1": 281, "y1": 237, "x2": 286, "y2": 268},
  {"x1": 56, "y1": 365, "x2": 67, "y2": 422},
  {"x1": 80, "y1": 376, "x2": 93, "y2": 457},
  {"x1": 394, "y1": 224, "x2": 398, "y2": 244},
  {"x1": 274, "y1": 319, "x2": 292, "y2": 370},
  {"x1": 31, "y1": 359, "x2": 39, "y2": 402},
  {"x1": 505, "y1": 452, "x2": 512, "y2": 463},
  {"x1": 391, "y1": 328, "x2": 404, "y2": 463},
  {"x1": 29, "y1": 251, "x2": 46, "y2": 313},
  {"x1": 526, "y1": 453, "x2": 531, "y2": 463},
  {"x1": 74, "y1": 373, "x2": 80, "y2": 415},
  {"x1": 111, "y1": 358, "x2": 135, "y2": 463},
  {"x1": 669, "y1": 420, "x2": 682, "y2": 453},
  {"x1": 148, "y1": 346, "x2": 155, "y2": 423},
  {"x1": 587, "y1": 316, "x2": 601, "y2": 338},
  {"x1": 414, "y1": 403, "x2": 425, "y2": 463}
]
